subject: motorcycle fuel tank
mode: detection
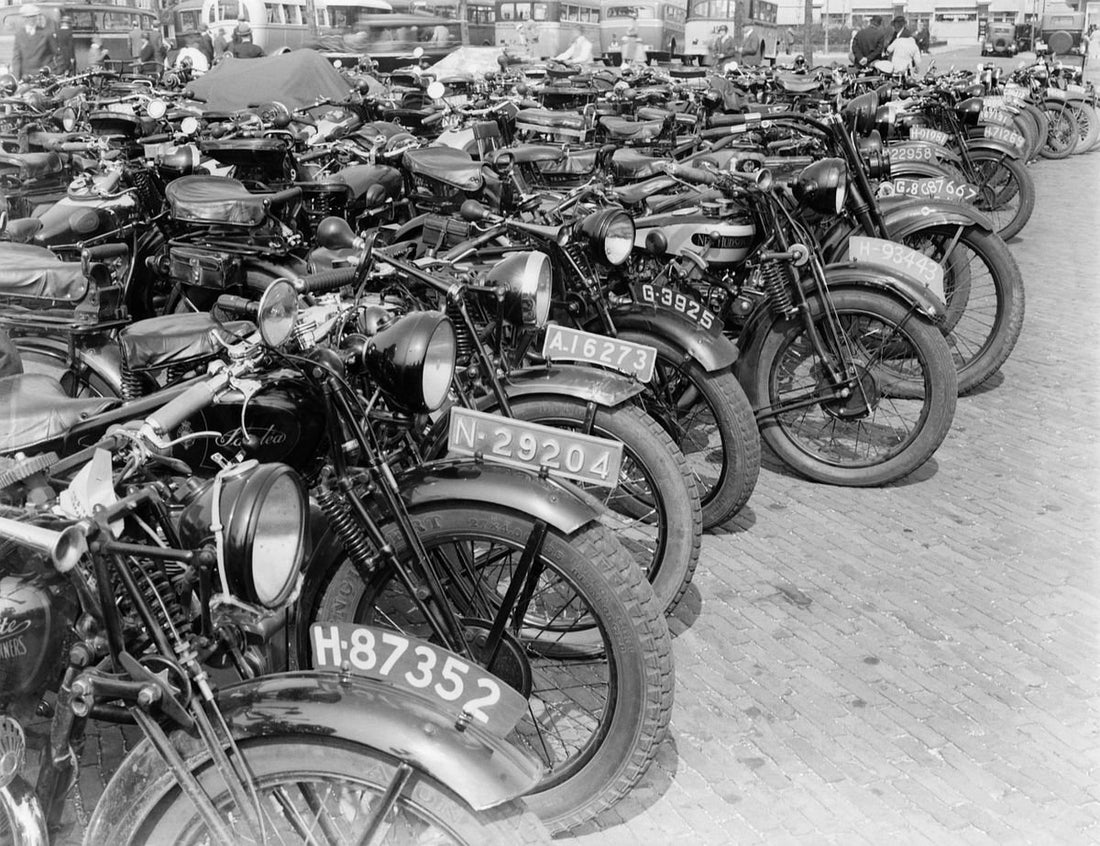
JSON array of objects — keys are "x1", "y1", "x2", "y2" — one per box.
[
  {"x1": 635, "y1": 211, "x2": 756, "y2": 266},
  {"x1": 0, "y1": 573, "x2": 72, "y2": 703}
]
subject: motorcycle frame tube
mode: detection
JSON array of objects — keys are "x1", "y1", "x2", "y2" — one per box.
[
  {"x1": 83, "y1": 672, "x2": 544, "y2": 846},
  {"x1": 0, "y1": 778, "x2": 48, "y2": 846},
  {"x1": 600, "y1": 307, "x2": 739, "y2": 373}
]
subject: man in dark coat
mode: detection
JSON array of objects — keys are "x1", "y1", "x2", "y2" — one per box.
[
  {"x1": 230, "y1": 22, "x2": 265, "y2": 59},
  {"x1": 54, "y1": 14, "x2": 76, "y2": 75},
  {"x1": 851, "y1": 15, "x2": 889, "y2": 66},
  {"x1": 198, "y1": 23, "x2": 215, "y2": 64},
  {"x1": 12, "y1": 4, "x2": 55, "y2": 80}
]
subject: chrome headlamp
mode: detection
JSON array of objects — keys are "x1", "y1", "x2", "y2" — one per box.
[
  {"x1": 577, "y1": 209, "x2": 635, "y2": 266},
  {"x1": 178, "y1": 461, "x2": 308, "y2": 609},
  {"x1": 347, "y1": 311, "x2": 457, "y2": 414},
  {"x1": 486, "y1": 250, "x2": 552, "y2": 328},
  {"x1": 858, "y1": 130, "x2": 891, "y2": 180},
  {"x1": 792, "y1": 158, "x2": 848, "y2": 216}
]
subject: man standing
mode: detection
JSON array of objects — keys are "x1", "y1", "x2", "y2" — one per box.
[
  {"x1": 198, "y1": 23, "x2": 215, "y2": 64},
  {"x1": 12, "y1": 5, "x2": 55, "y2": 80},
  {"x1": 230, "y1": 22, "x2": 265, "y2": 58},
  {"x1": 129, "y1": 20, "x2": 143, "y2": 60},
  {"x1": 740, "y1": 25, "x2": 763, "y2": 66},
  {"x1": 54, "y1": 14, "x2": 76, "y2": 75},
  {"x1": 914, "y1": 22, "x2": 931, "y2": 53},
  {"x1": 554, "y1": 25, "x2": 594, "y2": 63},
  {"x1": 709, "y1": 24, "x2": 737, "y2": 67},
  {"x1": 851, "y1": 15, "x2": 888, "y2": 66},
  {"x1": 785, "y1": 28, "x2": 796, "y2": 54}
]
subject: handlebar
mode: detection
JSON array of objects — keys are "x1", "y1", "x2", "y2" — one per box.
[
  {"x1": 144, "y1": 372, "x2": 230, "y2": 437},
  {"x1": 662, "y1": 163, "x2": 718, "y2": 185}
]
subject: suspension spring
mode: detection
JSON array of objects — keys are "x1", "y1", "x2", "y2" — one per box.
[
  {"x1": 120, "y1": 365, "x2": 144, "y2": 400},
  {"x1": 127, "y1": 165, "x2": 158, "y2": 212},
  {"x1": 761, "y1": 259, "x2": 797, "y2": 317},
  {"x1": 315, "y1": 485, "x2": 375, "y2": 578},
  {"x1": 118, "y1": 559, "x2": 190, "y2": 647}
]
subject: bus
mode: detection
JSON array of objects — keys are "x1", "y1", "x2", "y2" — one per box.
[
  {"x1": 200, "y1": 0, "x2": 310, "y2": 53},
  {"x1": 0, "y1": 2, "x2": 160, "y2": 73},
  {"x1": 466, "y1": 2, "x2": 496, "y2": 46},
  {"x1": 494, "y1": 1, "x2": 602, "y2": 59},
  {"x1": 683, "y1": 0, "x2": 778, "y2": 65},
  {"x1": 600, "y1": 2, "x2": 687, "y2": 61}
]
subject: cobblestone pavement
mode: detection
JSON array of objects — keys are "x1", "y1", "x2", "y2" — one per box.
[{"x1": 24, "y1": 50, "x2": 1100, "y2": 846}]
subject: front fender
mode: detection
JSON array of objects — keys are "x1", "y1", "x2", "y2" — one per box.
[
  {"x1": 490, "y1": 363, "x2": 644, "y2": 409},
  {"x1": 882, "y1": 159, "x2": 954, "y2": 179},
  {"x1": 889, "y1": 141, "x2": 962, "y2": 165},
  {"x1": 85, "y1": 672, "x2": 543, "y2": 845},
  {"x1": 878, "y1": 195, "x2": 996, "y2": 235},
  {"x1": 607, "y1": 306, "x2": 738, "y2": 372},
  {"x1": 823, "y1": 262, "x2": 945, "y2": 320}
]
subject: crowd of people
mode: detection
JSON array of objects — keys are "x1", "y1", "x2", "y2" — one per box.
[{"x1": 850, "y1": 14, "x2": 930, "y2": 77}]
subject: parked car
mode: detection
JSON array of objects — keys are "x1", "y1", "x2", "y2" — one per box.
[{"x1": 983, "y1": 22, "x2": 1019, "y2": 56}]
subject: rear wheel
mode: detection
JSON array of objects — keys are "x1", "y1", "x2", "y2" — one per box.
[
  {"x1": 308, "y1": 505, "x2": 674, "y2": 834},
  {"x1": 968, "y1": 151, "x2": 1034, "y2": 241},
  {"x1": 1041, "y1": 105, "x2": 1079, "y2": 158},
  {"x1": 1070, "y1": 102, "x2": 1100, "y2": 153},
  {"x1": 748, "y1": 289, "x2": 957, "y2": 486}
]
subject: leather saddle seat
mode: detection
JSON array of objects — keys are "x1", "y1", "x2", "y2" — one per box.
[
  {"x1": 612, "y1": 149, "x2": 665, "y2": 179},
  {"x1": 0, "y1": 374, "x2": 113, "y2": 452},
  {"x1": 636, "y1": 106, "x2": 674, "y2": 121},
  {"x1": 611, "y1": 175, "x2": 678, "y2": 207},
  {"x1": 0, "y1": 243, "x2": 87, "y2": 302},
  {"x1": 403, "y1": 147, "x2": 483, "y2": 191},
  {"x1": 490, "y1": 145, "x2": 565, "y2": 166},
  {"x1": 776, "y1": 73, "x2": 822, "y2": 94},
  {"x1": 515, "y1": 109, "x2": 588, "y2": 133},
  {"x1": 537, "y1": 149, "x2": 598, "y2": 175},
  {"x1": 319, "y1": 164, "x2": 403, "y2": 202},
  {"x1": 166, "y1": 176, "x2": 277, "y2": 226},
  {"x1": 0, "y1": 151, "x2": 64, "y2": 180},
  {"x1": 598, "y1": 116, "x2": 664, "y2": 142},
  {"x1": 120, "y1": 313, "x2": 254, "y2": 372}
]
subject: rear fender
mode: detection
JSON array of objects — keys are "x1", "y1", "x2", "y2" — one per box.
[
  {"x1": 966, "y1": 137, "x2": 1022, "y2": 159},
  {"x1": 491, "y1": 363, "x2": 645, "y2": 408},
  {"x1": 606, "y1": 306, "x2": 738, "y2": 372},
  {"x1": 15, "y1": 335, "x2": 123, "y2": 396},
  {"x1": 84, "y1": 672, "x2": 543, "y2": 846}
]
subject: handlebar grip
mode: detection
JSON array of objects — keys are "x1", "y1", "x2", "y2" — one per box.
[
  {"x1": 665, "y1": 164, "x2": 718, "y2": 185},
  {"x1": 142, "y1": 133, "x2": 171, "y2": 144},
  {"x1": 296, "y1": 266, "x2": 357, "y2": 294},
  {"x1": 215, "y1": 294, "x2": 258, "y2": 316},
  {"x1": 54, "y1": 141, "x2": 97, "y2": 152},
  {"x1": 264, "y1": 187, "x2": 302, "y2": 208},
  {"x1": 81, "y1": 244, "x2": 129, "y2": 263},
  {"x1": 146, "y1": 378, "x2": 222, "y2": 436}
]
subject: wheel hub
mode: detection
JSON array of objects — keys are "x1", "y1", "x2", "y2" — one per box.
[
  {"x1": 462, "y1": 619, "x2": 532, "y2": 698},
  {"x1": 821, "y1": 365, "x2": 878, "y2": 420}
]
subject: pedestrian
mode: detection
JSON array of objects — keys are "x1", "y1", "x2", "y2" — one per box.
[
  {"x1": 137, "y1": 30, "x2": 156, "y2": 72},
  {"x1": 197, "y1": 22, "x2": 215, "y2": 64},
  {"x1": 230, "y1": 22, "x2": 265, "y2": 58},
  {"x1": 212, "y1": 26, "x2": 228, "y2": 61},
  {"x1": 554, "y1": 24, "x2": 594, "y2": 64},
  {"x1": 851, "y1": 14, "x2": 888, "y2": 66},
  {"x1": 709, "y1": 24, "x2": 737, "y2": 68},
  {"x1": 784, "y1": 27, "x2": 796, "y2": 54},
  {"x1": 86, "y1": 36, "x2": 109, "y2": 68},
  {"x1": 740, "y1": 25, "x2": 763, "y2": 66},
  {"x1": 879, "y1": 19, "x2": 921, "y2": 77},
  {"x1": 915, "y1": 21, "x2": 931, "y2": 53},
  {"x1": 54, "y1": 14, "x2": 76, "y2": 75},
  {"x1": 1090, "y1": 25, "x2": 1100, "y2": 64},
  {"x1": 129, "y1": 20, "x2": 143, "y2": 59},
  {"x1": 621, "y1": 26, "x2": 647, "y2": 65},
  {"x1": 11, "y1": 4, "x2": 55, "y2": 81}
]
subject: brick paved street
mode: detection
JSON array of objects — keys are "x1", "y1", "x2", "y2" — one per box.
[{"x1": 560, "y1": 106, "x2": 1100, "y2": 846}]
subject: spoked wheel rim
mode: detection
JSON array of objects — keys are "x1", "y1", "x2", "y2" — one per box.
[{"x1": 768, "y1": 308, "x2": 934, "y2": 469}]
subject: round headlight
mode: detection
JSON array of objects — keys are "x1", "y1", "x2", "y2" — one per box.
[
  {"x1": 486, "y1": 250, "x2": 552, "y2": 327},
  {"x1": 578, "y1": 209, "x2": 635, "y2": 266},
  {"x1": 359, "y1": 311, "x2": 457, "y2": 414},
  {"x1": 792, "y1": 158, "x2": 848, "y2": 216},
  {"x1": 177, "y1": 461, "x2": 308, "y2": 609},
  {"x1": 258, "y1": 279, "x2": 299, "y2": 347},
  {"x1": 147, "y1": 99, "x2": 168, "y2": 120}
]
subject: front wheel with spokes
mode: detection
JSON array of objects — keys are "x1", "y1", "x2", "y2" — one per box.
[
  {"x1": 968, "y1": 151, "x2": 1035, "y2": 241},
  {"x1": 747, "y1": 289, "x2": 958, "y2": 486},
  {"x1": 308, "y1": 505, "x2": 674, "y2": 834}
]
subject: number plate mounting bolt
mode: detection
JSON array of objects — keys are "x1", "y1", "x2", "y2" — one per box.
[{"x1": 454, "y1": 710, "x2": 473, "y2": 732}]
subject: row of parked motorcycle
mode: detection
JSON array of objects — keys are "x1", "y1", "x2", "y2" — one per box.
[{"x1": 0, "y1": 45, "x2": 1092, "y2": 844}]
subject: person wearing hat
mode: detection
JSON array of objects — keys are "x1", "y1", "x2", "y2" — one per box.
[
  {"x1": 12, "y1": 5, "x2": 55, "y2": 80},
  {"x1": 197, "y1": 23, "x2": 215, "y2": 64},
  {"x1": 86, "y1": 35, "x2": 110, "y2": 68},
  {"x1": 137, "y1": 30, "x2": 158, "y2": 72},
  {"x1": 621, "y1": 26, "x2": 647, "y2": 65},
  {"x1": 129, "y1": 20, "x2": 143, "y2": 59},
  {"x1": 55, "y1": 14, "x2": 76, "y2": 75},
  {"x1": 709, "y1": 24, "x2": 737, "y2": 67},
  {"x1": 230, "y1": 21, "x2": 265, "y2": 58}
]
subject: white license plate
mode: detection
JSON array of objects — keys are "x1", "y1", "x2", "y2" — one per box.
[
  {"x1": 632, "y1": 282, "x2": 722, "y2": 333},
  {"x1": 310, "y1": 623, "x2": 528, "y2": 737},
  {"x1": 541, "y1": 325, "x2": 656, "y2": 382},
  {"x1": 979, "y1": 107, "x2": 1014, "y2": 125},
  {"x1": 908, "y1": 127, "x2": 949, "y2": 146},
  {"x1": 890, "y1": 176, "x2": 979, "y2": 202},
  {"x1": 887, "y1": 143, "x2": 935, "y2": 162},
  {"x1": 983, "y1": 124, "x2": 1026, "y2": 149},
  {"x1": 106, "y1": 102, "x2": 135, "y2": 115},
  {"x1": 448, "y1": 406, "x2": 623, "y2": 488},
  {"x1": 848, "y1": 235, "x2": 945, "y2": 304}
]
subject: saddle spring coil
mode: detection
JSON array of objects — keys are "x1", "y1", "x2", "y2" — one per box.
[
  {"x1": 760, "y1": 258, "x2": 797, "y2": 317},
  {"x1": 315, "y1": 485, "x2": 375, "y2": 577}
]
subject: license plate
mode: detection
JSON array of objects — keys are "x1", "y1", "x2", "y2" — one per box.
[
  {"x1": 447, "y1": 406, "x2": 623, "y2": 488},
  {"x1": 908, "y1": 126, "x2": 949, "y2": 145},
  {"x1": 541, "y1": 325, "x2": 656, "y2": 382},
  {"x1": 632, "y1": 282, "x2": 722, "y2": 333},
  {"x1": 848, "y1": 236, "x2": 945, "y2": 304},
  {"x1": 979, "y1": 107, "x2": 1014, "y2": 125},
  {"x1": 983, "y1": 124, "x2": 1026, "y2": 150},
  {"x1": 310, "y1": 623, "x2": 528, "y2": 737},
  {"x1": 886, "y1": 143, "x2": 935, "y2": 162},
  {"x1": 890, "y1": 176, "x2": 979, "y2": 202},
  {"x1": 106, "y1": 102, "x2": 135, "y2": 115}
]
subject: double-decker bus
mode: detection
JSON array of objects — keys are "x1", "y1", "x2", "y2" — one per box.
[
  {"x1": 683, "y1": 0, "x2": 778, "y2": 65},
  {"x1": 494, "y1": 1, "x2": 602, "y2": 59},
  {"x1": 600, "y1": 2, "x2": 687, "y2": 60},
  {"x1": 0, "y1": 2, "x2": 160, "y2": 73}
]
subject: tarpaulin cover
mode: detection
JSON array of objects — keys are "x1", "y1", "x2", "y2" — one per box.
[
  {"x1": 0, "y1": 375, "x2": 112, "y2": 452},
  {"x1": 0, "y1": 243, "x2": 87, "y2": 302},
  {"x1": 120, "y1": 313, "x2": 255, "y2": 372},
  {"x1": 166, "y1": 176, "x2": 269, "y2": 226},
  {"x1": 185, "y1": 51, "x2": 353, "y2": 112}
]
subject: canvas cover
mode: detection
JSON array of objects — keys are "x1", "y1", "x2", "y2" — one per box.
[
  {"x1": 185, "y1": 51, "x2": 353, "y2": 112},
  {"x1": 0, "y1": 243, "x2": 87, "y2": 302}
]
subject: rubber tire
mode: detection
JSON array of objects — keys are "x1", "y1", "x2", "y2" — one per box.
[
  {"x1": 1022, "y1": 102, "x2": 1050, "y2": 159},
  {"x1": 748, "y1": 289, "x2": 957, "y2": 486},
  {"x1": 899, "y1": 224, "x2": 1025, "y2": 394},
  {"x1": 968, "y1": 150, "x2": 1035, "y2": 241},
  {"x1": 1040, "y1": 105, "x2": 1079, "y2": 159},
  {"x1": 1070, "y1": 102, "x2": 1100, "y2": 153},
  {"x1": 129, "y1": 738, "x2": 550, "y2": 845},
  {"x1": 506, "y1": 396, "x2": 702, "y2": 614},
  {"x1": 308, "y1": 506, "x2": 674, "y2": 834}
]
